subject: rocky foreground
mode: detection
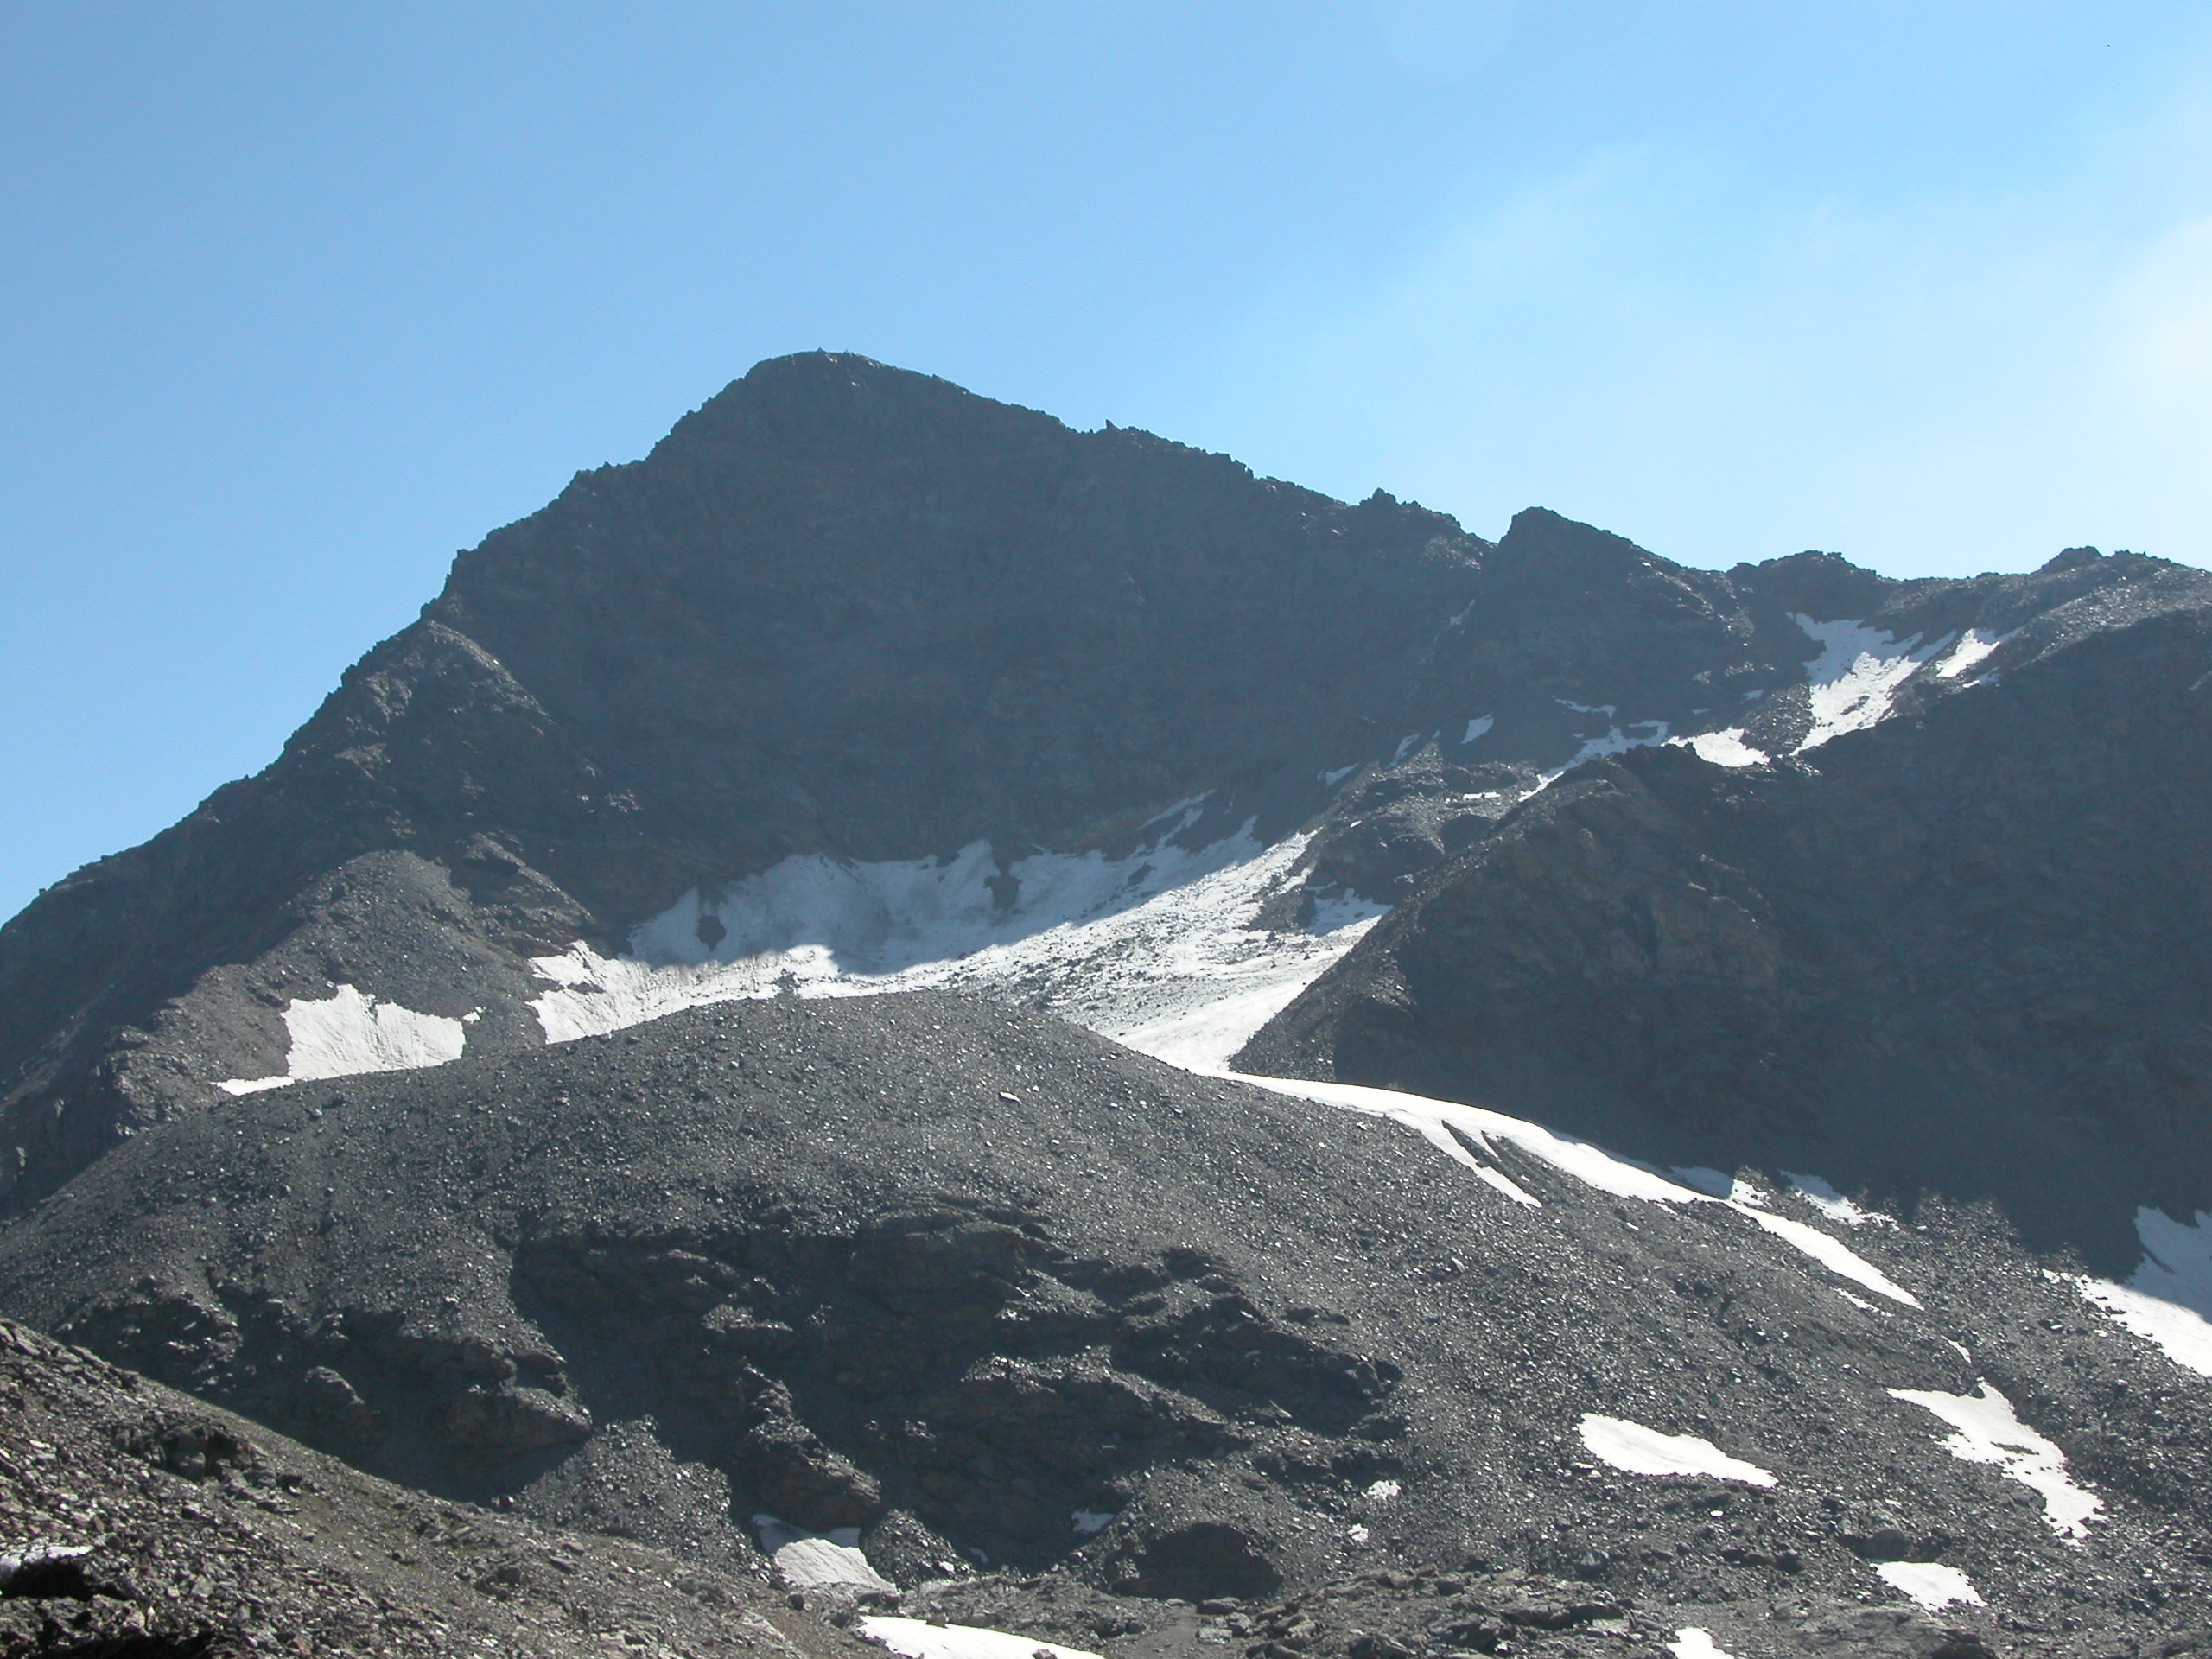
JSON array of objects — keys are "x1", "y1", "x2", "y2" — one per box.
[{"x1": 0, "y1": 1314, "x2": 862, "y2": 1657}]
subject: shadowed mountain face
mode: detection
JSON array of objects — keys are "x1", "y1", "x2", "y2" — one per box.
[
  {"x1": 1243, "y1": 602, "x2": 2212, "y2": 1268},
  {"x1": 0, "y1": 354, "x2": 1481, "y2": 1212},
  {"x1": 5, "y1": 353, "x2": 2202, "y2": 1242}
]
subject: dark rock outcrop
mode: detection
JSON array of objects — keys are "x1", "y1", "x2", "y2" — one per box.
[
  {"x1": 1244, "y1": 599, "x2": 2212, "y2": 1265},
  {"x1": 0, "y1": 1315, "x2": 863, "y2": 1658}
]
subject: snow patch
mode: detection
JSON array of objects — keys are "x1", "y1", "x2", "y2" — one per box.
[
  {"x1": 752, "y1": 1513, "x2": 890, "y2": 1592},
  {"x1": 1886, "y1": 1382, "x2": 2102, "y2": 1540},
  {"x1": 216, "y1": 985, "x2": 467, "y2": 1095},
  {"x1": 1390, "y1": 734, "x2": 1422, "y2": 765},
  {"x1": 2126, "y1": 1205, "x2": 2212, "y2": 1315},
  {"x1": 1364, "y1": 1479, "x2": 1401, "y2": 1501},
  {"x1": 1543, "y1": 713, "x2": 1669, "y2": 784},
  {"x1": 1935, "y1": 626, "x2": 2017, "y2": 680},
  {"x1": 1460, "y1": 715, "x2": 1495, "y2": 745},
  {"x1": 2071, "y1": 1276, "x2": 2212, "y2": 1378},
  {"x1": 1669, "y1": 1166, "x2": 1767, "y2": 1204},
  {"x1": 772, "y1": 1537, "x2": 893, "y2": 1592},
  {"x1": 2069, "y1": 1207, "x2": 2212, "y2": 1376},
  {"x1": 1668, "y1": 728, "x2": 1766, "y2": 768},
  {"x1": 860, "y1": 1618, "x2": 1100, "y2": 1659},
  {"x1": 1875, "y1": 1561, "x2": 1983, "y2": 1611},
  {"x1": 1071, "y1": 1510, "x2": 1114, "y2": 1535},
  {"x1": 1791, "y1": 615, "x2": 1952, "y2": 752},
  {"x1": 1578, "y1": 1415, "x2": 1776, "y2": 1485},
  {"x1": 530, "y1": 825, "x2": 1384, "y2": 1077},
  {"x1": 1665, "y1": 1630, "x2": 1734, "y2": 1659},
  {"x1": 1782, "y1": 1172, "x2": 1897, "y2": 1228}
]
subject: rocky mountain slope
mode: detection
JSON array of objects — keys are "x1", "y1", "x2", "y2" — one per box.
[
  {"x1": 4, "y1": 353, "x2": 2212, "y2": 1656},
  {"x1": 0, "y1": 1313, "x2": 865, "y2": 1657},
  {"x1": 4, "y1": 356, "x2": 2202, "y2": 1239},
  {"x1": 7, "y1": 991, "x2": 2211, "y2": 1656},
  {"x1": 1243, "y1": 589, "x2": 2212, "y2": 1267}
]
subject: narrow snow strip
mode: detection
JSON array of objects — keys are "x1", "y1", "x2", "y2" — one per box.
[
  {"x1": 218, "y1": 1075, "x2": 295, "y2": 1096},
  {"x1": 1936, "y1": 627, "x2": 2017, "y2": 680},
  {"x1": 1665, "y1": 1631, "x2": 1734, "y2": 1659},
  {"x1": 1578, "y1": 1415, "x2": 1776, "y2": 1485},
  {"x1": 1886, "y1": 1382, "x2": 2102, "y2": 1540},
  {"x1": 1781, "y1": 1172, "x2": 1897, "y2": 1228},
  {"x1": 1669, "y1": 728, "x2": 1765, "y2": 767},
  {"x1": 1733, "y1": 1206, "x2": 1921, "y2": 1307},
  {"x1": 860, "y1": 1618, "x2": 1101, "y2": 1659},
  {"x1": 1243, "y1": 1074, "x2": 1700, "y2": 1203},
  {"x1": 1790, "y1": 615, "x2": 1951, "y2": 752},
  {"x1": 530, "y1": 825, "x2": 1384, "y2": 1075},
  {"x1": 1876, "y1": 1561, "x2": 1983, "y2": 1610},
  {"x1": 1232, "y1": 1072, "x2": 1921, "y2": 1303},
  {"x1": 216, "y1": 985, "x2": 467, "y2": 1094}
]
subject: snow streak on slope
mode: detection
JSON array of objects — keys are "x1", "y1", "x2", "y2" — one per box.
[
  {"x1": 1886, "y1": 1382, "x2": 2103, "y2": 1540},
  {"x1": 1217, "y1": 1073, "x2": 1921, "y2": 1306},
  {"x1": 216, "y1": 986, "x2": 468, "y2": 1095},
  {"x1": 1791, "y1": 615, "x2": 1952, "y2": 752},
  {"x1": 529, "y1": 822, "x2": 1384, "y2": 1065}
]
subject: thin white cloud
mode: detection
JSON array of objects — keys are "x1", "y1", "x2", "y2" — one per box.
[{"x1": 1198, "y1": 77, "x2": 2212, "y2": 575}]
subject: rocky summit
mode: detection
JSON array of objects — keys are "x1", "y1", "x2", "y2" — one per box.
[{"x1": 3, "y1": 354, "x2": 2211, "y2": 1658}]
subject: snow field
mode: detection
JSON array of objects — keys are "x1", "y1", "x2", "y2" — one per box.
[
  {"x1": 529, "y1": 823, "x2": 1383, "y2": 1072},
  {"x1": 1539, "y1": 698, "x2": 1670, "y2": 785},
  {"x1": 216, "y1": 984, "x2": 468, "y2": 1096},
  {"x1": 1789, "y1": 615, "x2": 1953, "y2": 752}
]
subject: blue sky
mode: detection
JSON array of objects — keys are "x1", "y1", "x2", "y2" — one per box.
[{"x1": 4, "y1": 2, "x2": 2210, "y2": 917}]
